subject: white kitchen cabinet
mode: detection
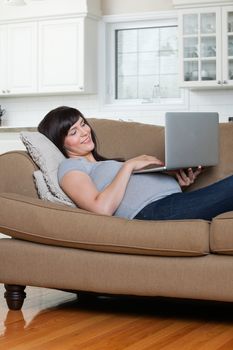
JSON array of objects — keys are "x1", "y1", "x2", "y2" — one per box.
[
  {"x1": 222, "y1": 6, "x2": 233, "y2": 85},
  {"x1": 38, "y1": 17, "x2": 97, "y2": 93},
  {"x1": 0, "y1": 26, "x2": 7, "y2": 94},
  {"x1": 0, "y1": 22, "x2": 37, "y2": 95},
  {"x1": 179, "y1": 6, "x2": 233, "y2": 88},
  {"x1": 0, "y1": 16, "x2": 98, "y2": 96}
]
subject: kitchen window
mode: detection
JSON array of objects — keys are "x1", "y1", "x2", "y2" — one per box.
[{"x1": 104, "y1": 13, "x2": 187, "y2": 109}]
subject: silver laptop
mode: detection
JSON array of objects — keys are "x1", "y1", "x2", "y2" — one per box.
[{"x1": 134, "y1": 112, "x2": 219, "y2": 174}]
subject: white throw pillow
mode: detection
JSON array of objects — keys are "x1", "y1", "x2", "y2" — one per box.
[
  {"x1": 20, "y1": 131, "x2": 75, "y2": 206},
  {"x1": 33, "y1": 170, "x2": 75, "y2": 207}
]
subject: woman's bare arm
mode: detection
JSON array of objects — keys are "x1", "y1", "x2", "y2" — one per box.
[{"x1": 60, "y1": 155, "x2": 164, "y2": 216}]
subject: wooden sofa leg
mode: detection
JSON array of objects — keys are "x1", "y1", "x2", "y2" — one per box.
[{"x1": 4, "y1": 284, "x2": 26, "y2": 311}]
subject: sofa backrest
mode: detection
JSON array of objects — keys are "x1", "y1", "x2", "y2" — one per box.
[
  {"x1": 0, "y1": 119, "x2": 233, "y2": 197},
  {"x1": 89, "y1": 119, "x2": 233, "y2": 191},
  {"x1": 89, "y1": 118, "x2": 165, "y2": 161},
  {"x1": 187, "y1": 122, "x2": 233, "y2": 191}
]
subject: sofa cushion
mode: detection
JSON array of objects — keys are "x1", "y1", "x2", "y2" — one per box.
[
  {"x1": 0, "y1": 193, "x2": 210, "y2": 257},
  {"x1": 210, "y1": 211, "x2": 233, "y2": 255},
  {"x1": 20, "y1": 131, "x2": 75, "y2": 207}
]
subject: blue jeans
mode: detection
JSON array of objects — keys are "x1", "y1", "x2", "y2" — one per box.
[{"x1": 134, "y1": 175, "x2": 233, "y2": 221}]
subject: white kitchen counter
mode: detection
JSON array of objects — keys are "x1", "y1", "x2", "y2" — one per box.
[
  {"x1": 0, "y1": 126, "x2": 37, "y2": 133},
  {"x1": 0, "y1": 132, "x2": 25, "y2": 154}
]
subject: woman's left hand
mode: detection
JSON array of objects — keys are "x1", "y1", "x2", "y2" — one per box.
[{"x1": 170, "y1": 166, "x2": 202, "y2": 188}]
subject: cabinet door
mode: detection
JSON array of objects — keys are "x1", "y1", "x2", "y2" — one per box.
[
  {"x1": 0, "y1": 26, "x2": 8, "y2": 94},
  {"x1": 179, "y1": 7, "x2": 221, "y2": 88},
  {"x1": 7, "y1": 22, "x2": 37, "y2": 94},
  {"x1": 38, "y1": 18, "x2": 84, "y2": 93},
  {"x1": 222, "y1": 6, "x2": 233, "y2": 87}
]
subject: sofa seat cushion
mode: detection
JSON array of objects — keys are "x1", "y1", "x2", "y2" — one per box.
[
  {"x1": 210, "y1": 211, "x2": 233, "y2": 255},
  {"x1": 0, "y1": 193, "x2": 210, "y2": 257}
]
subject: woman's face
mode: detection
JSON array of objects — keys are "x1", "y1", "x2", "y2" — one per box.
[{"x1": 64, "y1": 117, "x2": 95, "y2": 157}]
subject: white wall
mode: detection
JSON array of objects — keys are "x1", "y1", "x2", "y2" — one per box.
[
  {"x1": 0, "y1": 94, "x2": 101, "y2": 127},
  {"x1": 1, "y1": 88, "x2": 232, "y2": 128},
  {"x1": 0, "y1": 0, "x2": 232, "y2": 127},
  {"x1": 189, "y1": 90, "x2": 233, "y2": 123}
]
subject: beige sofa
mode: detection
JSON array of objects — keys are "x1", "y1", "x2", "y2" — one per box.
[{"x1": 1, "y1": 118, "x2": 233, "y2": 310}]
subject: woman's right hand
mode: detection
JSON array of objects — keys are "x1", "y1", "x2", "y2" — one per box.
[{"x1": 125, "y1": 155, "x2": 164, "y2": 172}]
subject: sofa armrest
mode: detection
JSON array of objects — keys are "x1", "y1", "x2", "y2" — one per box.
[
  {"x1": 0, "y1": 151, "x2": 38, "y2": 197},
  {"x1": 210, "y1": 211, "x2": 233, "y2": 255},
  {"x1": 0, "y1": 192, "x2": 210, "y2": 257}
]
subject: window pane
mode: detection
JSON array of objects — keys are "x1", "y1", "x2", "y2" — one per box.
[
  {"x1": 160, "y1": 56, "x2": 178, "y2": 74},
  {"x1": 201, "y1": 37, "x2": 216, "y2": 57},
  {"x1": 183, "y1": 14, "x2": 198, "y2": 35},
  {"x1": 138, "y1": 76, "x2": 159, "y2": 99},
  {"x1": 200, "y1": 13, "x2": 216, "y2": 34},
  {"x1": 117, "y1": 29, "x2": 137, "y2": 53},
  {"x1": 138, "y1": 53, "x2": 159, "y2": 75},
  {"x1": 183, "y1": 37, "x2": 198, "y2": 58},
  {"x1": 184, "y1": 61, "x2": 199, "y2": 81},
  {"x1": 117, "y1": 76, "x2": 138, "y2": 99},
  {"x1": 116, "y1": 25, "x2": 180, "y2": 100},
  {"x1": 228, "y1": 12, "x2": 233, "y2": 33},
  {"x1": 118, "y1": 53, "x2": 138, "y2": 75},
  {"x1": 138, "y1": 28, "x2": 159, "y2": 52},
  {"x1": 229, "y1": 59, "x2": 233, "y2": 80},
  {"x1": 160, "y1": 75, "x2": 180, "y2": 98},
  {"x1": 160, "y1": 27, "x2": 178, "y2": 53},
  {"x1": 228, "y1": 35, "x2": 233, "y2": 56},
  {"x1": 201, "y1": 61, "x2": 216, "y2": 80}
]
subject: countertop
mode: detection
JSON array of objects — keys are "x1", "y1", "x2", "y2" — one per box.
[{"x1": 0, "y1": 126, "x2": 37, "y2": 133}]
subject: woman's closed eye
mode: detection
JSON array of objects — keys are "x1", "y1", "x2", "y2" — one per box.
[
  {"x1": 69, "y1": 129, "x2": 77, "y2": 136},
  {"x1": 68, "y1": 119, "x2": 86, "y2": 136}
]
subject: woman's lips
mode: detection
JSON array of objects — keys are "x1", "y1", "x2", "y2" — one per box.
[{"x1": 82, "y1": 136, "x2": 91, "y2": 144}]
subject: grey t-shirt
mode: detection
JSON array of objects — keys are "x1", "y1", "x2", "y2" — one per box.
[{"x1": 58, "y1": 158, "x2": 181, "y2": 219}]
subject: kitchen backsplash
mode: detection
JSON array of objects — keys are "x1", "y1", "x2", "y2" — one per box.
[{"x1": 0, "y1": 88, "x2": 232, "y2": 128}]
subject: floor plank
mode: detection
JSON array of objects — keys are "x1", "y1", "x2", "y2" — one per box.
[{"x1": 0, "y1": 284, "x2": 233, "y2": 350}]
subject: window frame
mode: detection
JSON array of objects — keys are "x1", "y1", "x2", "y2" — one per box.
[{"x1": 101, "y1": 11, "x2": 189, "y2": 112}]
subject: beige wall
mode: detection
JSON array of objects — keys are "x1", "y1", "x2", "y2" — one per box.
[{"x1": 101, "y1": 0, "x2": 174, "y2": 15}]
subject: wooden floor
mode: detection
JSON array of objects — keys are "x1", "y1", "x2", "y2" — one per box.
[{"x1": 0, "y1": 285, "x2": 233, "y2": 350}]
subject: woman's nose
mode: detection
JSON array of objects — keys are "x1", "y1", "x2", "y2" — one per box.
[{"x1": 80, "y1": 127, "x2": 87, "y2": 136}]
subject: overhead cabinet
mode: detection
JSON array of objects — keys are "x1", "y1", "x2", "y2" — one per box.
[
  {"x1": 38, "y1": 17, "x2": 97, "y2": 93},
  {"x1": 179, "y1": 5, "x2": 233, "y2": 88},
  {"x1": 0, "y1": 16, "x2": 98, "y2": 96},
  {"x1": 0, "y1": 22, "x2": 37, "y2": 95}
]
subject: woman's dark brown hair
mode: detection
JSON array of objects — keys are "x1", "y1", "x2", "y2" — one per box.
[{"x1": 38, "y1": 106, "x2": 107, "y2": 160}]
